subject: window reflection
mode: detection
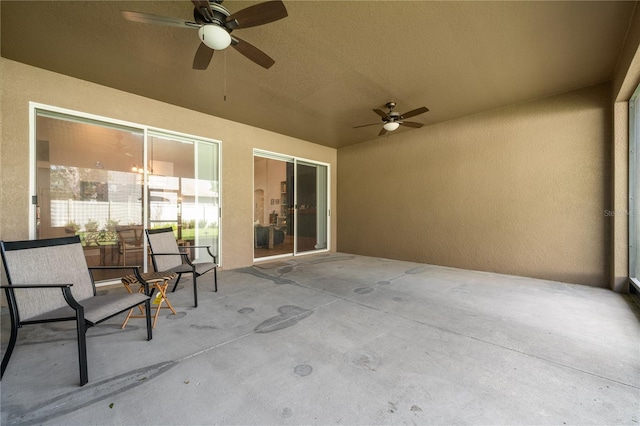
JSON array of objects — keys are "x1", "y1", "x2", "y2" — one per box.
[{"x1": 35, "y1": 110, "x2": 220, "y2": 282}]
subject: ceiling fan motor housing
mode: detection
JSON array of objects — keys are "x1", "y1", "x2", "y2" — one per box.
[
  {"x1": 385, "y1": 102, "x2": 400, "y2": 122},
  {"x1": 197, "y1": 3, "x2": 233, "y2": 50},
  {"x1": 205, "y1": 3, "x2": 231, "y2": 27}
]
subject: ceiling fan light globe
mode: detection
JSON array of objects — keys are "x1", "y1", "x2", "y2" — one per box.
[
  {"x1": 383, "y1": 122, "x2": 400, "y2": 131},
  {"x1": 198, "y1": 25, "x2": 231, "y2": 50}
]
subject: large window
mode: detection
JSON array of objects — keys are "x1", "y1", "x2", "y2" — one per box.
[
  {"x1": 253, "y1": 151, "x2": 329, "y2": 260},
  {"x1": 32, "y1": 105, "x2": 220, "y2": 281}
]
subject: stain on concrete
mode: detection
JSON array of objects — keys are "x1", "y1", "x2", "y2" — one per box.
[
  {"x1": 343, "y1": 350, "x2": 380, "y2": 371},
  {"x1": 166, "y1": 312, "x2": 187, "y2": 320},
  {"x1": 190, "y1": 324, "x2": 217, "y2": 330},
  {"x1": 354, "y1": 287, "x2": 374, "y2": 294},
  {"x1": 281, "y1": 407, "x2": 293, "y2": 418},
  {"x1": 4, "y1": 361, "x2": 177, "y2": 425},
  {"x1": 277, "y1": 266, "x2": 294, "y2": 274},
  {"x1": 253, "y1": 261, "x2": 291, "y2": 270},
  {"x1": 254, "y1": 305, "x2": 312, "y2": 333},
  {"x1": 26, "y1": 324, "x2": 140, "y2": 345},
  {"x1": 237, "y1": 307, "x2": 255, "y2": 314},
  {"x1": 392, "y1": 297, "x2": 403, "y2": 302},
  {"x1": 236, "y1": 267, "x2": 297, "y2": 285},
  {"x1": 303, "y1": 255, "x2": 356, "y2": 265},
  {"x1": 294, "y1": 364, "x2": 313, "y2": 377},
  {"x1": 377, "y1": 280, "x2": 391, "y2": 285}
]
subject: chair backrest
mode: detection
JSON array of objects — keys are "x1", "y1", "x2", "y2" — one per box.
[
  {"x1": 116, "y1": 225, "x2": 144, "y2": 247},
  {"x1": 0, "y1": 236, "x2": 95, "y2": 321},
  {"x1": 146, "y1": 228, "x2": 182, "y2": 271}
]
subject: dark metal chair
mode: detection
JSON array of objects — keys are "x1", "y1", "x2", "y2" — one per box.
[
  {"x1": 0, "y1": 236, "x2": 153, "y2": 386},
  {"x1": 146, "y1": 227, "x2": 218, "y2": 308}
]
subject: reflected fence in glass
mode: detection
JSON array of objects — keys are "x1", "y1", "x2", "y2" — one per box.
[{"x1": 34, "y1": 108, "x2": 220, "y2": 282}]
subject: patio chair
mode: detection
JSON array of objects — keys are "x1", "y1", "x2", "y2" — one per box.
[
  {"x1": 116, "y1": 225, "x2": 145, "y2": 266},
  {"x1": 0, "y1": 236, "x2": 153, "y2": 386},
  {"x1": 146, "y1": 227, "x2": 218, "y2": 308}
]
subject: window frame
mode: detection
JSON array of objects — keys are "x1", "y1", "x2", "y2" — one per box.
[
  {"x1": 253, "y1": 149, "x2": 331, "y2": 261},
  {"x1": 629, "y1": 87, "x2": 640, "y2": 294},
  {"x1": 29, "y1": 102, "x2": 223, "y2": 269}
]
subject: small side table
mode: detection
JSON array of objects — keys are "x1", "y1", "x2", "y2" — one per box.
[{"x1": 121, "y1": 271, "x2": 178, "y2": 329}]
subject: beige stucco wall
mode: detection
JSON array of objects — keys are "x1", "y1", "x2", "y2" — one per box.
[
  {"x1": 611, "y1": 4, "x2": 640, "y2": 292},
  {"x1": 0, "y1": 58, "x2": 337, "y2": 270},
  {"x1": 338, "y1": 83, "x2": 612, "y2": 287}
]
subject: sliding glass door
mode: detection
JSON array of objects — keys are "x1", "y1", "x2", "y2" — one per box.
[
  {"x1": 296, "y1": 161, "x2": 328, "y2": 253},
  {"x1": 253, "y1": 151, "x2": 329, "y2": 260},
  {"x1": 33, "y1": 106, "x2": 220, "y2": 281},
  {"x1": 148, "y1": 133, "x2": 220, "y2": 264}
]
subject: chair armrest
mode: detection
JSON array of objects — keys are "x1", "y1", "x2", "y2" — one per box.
[
  {"x1": 87, "y1": 266, "x2": 150, "y2": 295},
  {"x1": 150, "y1": 252, "x2": 190, "y2": 261},
  {"x1": 88, "y1": 265, "x2": 142, "y2": 272},
  {"x1": 183, "y1": 245, "x2": 217, "y2": 264},
  {"x1": 1, "y1": 283, "x2": 84, "y2": 314},
  {"x1": 132, "y1": 268, "x2": 151, "y2": 296},
  {"x1": 0, "y1": 284, "x2": 72, "y2": 289}
]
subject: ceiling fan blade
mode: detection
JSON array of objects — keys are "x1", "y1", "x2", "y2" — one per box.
[
  {"x1": 353, "y1": 123, "x2": 382, "y2": 129},
  {"x1": 121, "y1": 11, "x2": 198, "y2": 28},
  {"x1": 401, "y1": 106, "x2": 429, "y2": 119},
  {"x1": 399, "y1": 121, "x2": 424, "y2": 128},
  {"x1": 226, "y1": 0, "x2": 288, "y2": 29},
  {"x1": 231, "y1": 36, "x2": 275, "y2": 69},
  {"x1": 191, "y1": 0, "x2": 214, "y2": 21},
  {"x1": 373, "y1": 109, "x2": 389, "y2": 119},
  {"x1": 378, "y1": 128, "x2": 388, "y2": 136},
  {"x1": 193, "y1": 43, "x2": 214, "y2": 70}
]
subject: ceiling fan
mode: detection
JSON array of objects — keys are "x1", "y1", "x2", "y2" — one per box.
[
  {"x1": 121, "y1": 0, "x2": 288, "y2": 70},
  {"x1": 354, "y1": 102, "x2": 429, "y2": 136}
]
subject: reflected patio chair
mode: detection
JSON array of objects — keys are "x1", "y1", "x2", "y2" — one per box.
[
  {"x1": 116, "y1": 225, "x2": 145, "y2": 266},
  {"x1": 146, "y1": 227, "x2": 218, "y2": 308},
  {"x1": 0, "y1": 236, "x2": 153, "y2": 386}
]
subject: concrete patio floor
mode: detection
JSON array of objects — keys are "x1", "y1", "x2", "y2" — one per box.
[{"x1": 1, "y1": 253, "x2": 639, "y2": 425}]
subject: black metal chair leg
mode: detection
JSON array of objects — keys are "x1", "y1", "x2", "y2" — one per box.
[
  {"x1": 213, "y1": 267, "x2": 218, "y2": 292},
  {"x1": 144, "y1": 299, "x2": 153, "y2": 341},
  {"x1": 75, "y1": 311, "x2": 88, "y2": 386},
  {"x1": 171, "y1": 275, "x2": 182, "y2": 293},
  {"x1": 193, "y1": 274, "x2": 198, "y2": 308},
  {"x1": 1, "y1": 321, "x2": 19, "y2": 379}
]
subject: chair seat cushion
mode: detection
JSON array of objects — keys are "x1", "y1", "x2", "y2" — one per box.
[{"x1": 27, "y1": 293, "x2": 150, "y2": 325}]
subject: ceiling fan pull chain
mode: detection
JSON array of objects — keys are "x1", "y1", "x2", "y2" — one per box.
[{"x1": 224, "y1": 49, "x2": 227, "y2": 101}]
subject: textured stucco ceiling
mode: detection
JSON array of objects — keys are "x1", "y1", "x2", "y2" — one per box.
[{"x1": 1, "y1": 1, "x2": 636, "y2": 148}]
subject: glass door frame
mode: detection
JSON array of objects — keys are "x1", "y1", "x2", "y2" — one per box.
[
  {"x1": 629, "y1": 86, "x2": 640, "y2": 295},
  {"x1": 253, "y1": 149, "x2": 331, "y2": 261},
  {"x1": 29, "y1": 102, "x2": 223, "y2": 276}
]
